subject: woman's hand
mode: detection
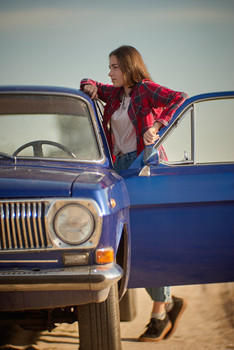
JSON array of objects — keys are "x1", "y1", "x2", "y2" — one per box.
[
  {"x1": 143, "y1": 121, "x2": 163, "y2": 146},
  {"x1": 143, "y1": 127, "x2": 160, "y2": 146},
  {"x1": 83, "y1": 84, "x2": 98, "y2": 99}
]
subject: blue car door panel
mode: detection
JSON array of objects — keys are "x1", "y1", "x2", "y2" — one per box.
[{"x1": 126, "y1": 164, "x2": 234, "y2": 288}]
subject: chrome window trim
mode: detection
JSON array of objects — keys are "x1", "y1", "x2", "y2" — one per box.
[
  {"x1": 139, "y1": 95, "x2": 234, "y2": 175},
  {"x1": 159, "y1": 161, "x2": 234, "y2": 168},
  {"x1": 191, "y1": 103, "x2": 196, "y2": 164}
]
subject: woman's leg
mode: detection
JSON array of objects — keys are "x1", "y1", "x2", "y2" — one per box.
[
  {"x1": 145, "y1": 286, "x2": 171, "y2": 304},
  {"x1": 146, "y1": 286, "x2": 171, "y2": 319},
  {"x1": 139, "y1": 287, "x2": 186, "y2": 342}
]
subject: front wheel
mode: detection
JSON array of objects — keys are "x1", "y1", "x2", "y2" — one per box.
[{"x1": 77, "y1": 283, "x2": 122, "y2": 350}]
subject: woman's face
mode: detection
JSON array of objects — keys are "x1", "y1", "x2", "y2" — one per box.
[{"x1": 108, "y1": 55, "x2": 125, "y2": 88}]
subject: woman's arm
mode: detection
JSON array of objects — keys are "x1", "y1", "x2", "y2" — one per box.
[
  {"x1": 143, "y1": 80, "x2": 188, "y2": 127},
  {"x1": 80, "y1": 79, "x2": 115, "y2": 103}
]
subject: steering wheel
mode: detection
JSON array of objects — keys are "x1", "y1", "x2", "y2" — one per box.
[{"x1": 13, "y1": 140, "x2": 76, "y2": 158}]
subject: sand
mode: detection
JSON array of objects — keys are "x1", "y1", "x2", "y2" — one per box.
[{"x1": 0, "y1": 282, "x2": 233, "y2": 350}]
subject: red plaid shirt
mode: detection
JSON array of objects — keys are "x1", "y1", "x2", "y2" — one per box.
[{"x1": 80, "y1": 79, "x2": 188, "y2": 155}]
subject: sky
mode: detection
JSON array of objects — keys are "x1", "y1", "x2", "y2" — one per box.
[{"x1": 0, "y1": 0, "x2": 234, "y2": 97}]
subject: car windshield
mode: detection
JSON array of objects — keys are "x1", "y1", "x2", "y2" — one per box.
[{"x1": 0, "y1": 93, "x2": 101, "y2": 161}]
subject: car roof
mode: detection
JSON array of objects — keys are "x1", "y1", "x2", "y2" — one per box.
[{"x1": 0, "y1": 85, "x2": 93, "y2": 103}]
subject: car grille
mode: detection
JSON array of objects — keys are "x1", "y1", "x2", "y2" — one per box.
[{"x1": 0, "y1": 201, "x2": 52, "y2": 250}]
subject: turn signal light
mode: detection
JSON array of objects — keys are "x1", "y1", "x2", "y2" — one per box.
[
  {"x1": 110, "y1": 198, "x2": 116, "y2": 208},
  {"x1": 96, "y1": 248, "x2": 114, "y2": 264}
]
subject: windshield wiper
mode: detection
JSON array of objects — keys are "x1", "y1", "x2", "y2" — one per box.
[{"x1": 0, "y1": 152, "x2": 16, "y2": 162}]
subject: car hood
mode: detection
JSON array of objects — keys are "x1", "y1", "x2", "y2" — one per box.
[{"x1": 0, "y1": 165, "x2": 87, "y2": 198}]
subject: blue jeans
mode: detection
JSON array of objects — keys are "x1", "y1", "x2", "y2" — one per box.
[
  {"x1": 114, "y1": 151, "x2": 171, "y2": 303},
  {"x1": 145, "y1": 286, "x2": 171, "y2": 303},
  {"x1": 114, "y1": 151, "x2": 137, "y2": 174}
]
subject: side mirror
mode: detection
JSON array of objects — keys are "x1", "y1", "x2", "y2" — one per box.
[{"x1": 143, "y1": 145, "x2": 160, "y2": 166}]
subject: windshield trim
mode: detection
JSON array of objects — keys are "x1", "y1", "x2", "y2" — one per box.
[{"x1": 0, "y1": 91, "x2": 107, "y2": 165}]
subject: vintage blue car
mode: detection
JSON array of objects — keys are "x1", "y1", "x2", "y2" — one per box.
[{"x1": 0, "y1": 86, "x2": 233, "y2": 349}]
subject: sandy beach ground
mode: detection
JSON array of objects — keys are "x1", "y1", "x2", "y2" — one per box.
[{"x1": 0, "y1": 282, "x2": 233, "y2": 350}]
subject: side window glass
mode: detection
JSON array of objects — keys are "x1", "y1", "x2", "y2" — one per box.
[
  {"x1": 159, "y1": 107, "x2": 192, "y2": 163},
  {"x1": 195, "y1": 98, "x2": 234, "y2": 163}
]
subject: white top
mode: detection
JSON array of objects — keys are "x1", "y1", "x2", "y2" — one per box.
[{"x1": 111, "y1": 96, "x2": 137, "y2": 156}]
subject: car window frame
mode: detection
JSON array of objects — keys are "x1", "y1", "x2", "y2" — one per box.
[
  {"x1": 0, "y1": 91, "x2": 107, "y2": 165},
  {"x1": 150, "y1": 95, "x2": 234, "y2": 168}
]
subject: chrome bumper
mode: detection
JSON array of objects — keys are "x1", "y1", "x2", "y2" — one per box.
[{"x1": 0, "y1": 263, "x2": 123, "y2": 292}]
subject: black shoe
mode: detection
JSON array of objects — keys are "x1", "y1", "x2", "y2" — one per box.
[
  {"x1": 138, "y1": 315, "x2": 172, "y2": 342},
  {"x1": 164, "y1": 295, "x2": 187, "y2": 339}
]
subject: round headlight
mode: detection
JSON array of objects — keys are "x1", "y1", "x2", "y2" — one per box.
[{"x1": 54, "y1": 204, "x2": 94, "y2": 244}]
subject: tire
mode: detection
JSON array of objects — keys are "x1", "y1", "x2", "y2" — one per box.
[
  {"x1": 77, "y1": 283, "x2": 122, "y2": 350},
  {"x1": 119, "y1": 289, "x2": 137, "y2": 322}
]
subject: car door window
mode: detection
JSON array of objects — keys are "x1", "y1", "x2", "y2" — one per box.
[
  {"x1": 159, "y1": 107, "x2": 193, "y2": 164},
  {"x1": 159, "y1": 97, "x2": 234, "y2": 165},
  {"x1": 196, "y1": 98, "x2": 234, "y2": 163}
]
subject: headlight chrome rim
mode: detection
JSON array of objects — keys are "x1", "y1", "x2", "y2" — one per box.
[{"x1": 54, "y1": 203, "x2": 94, "y2": 245}]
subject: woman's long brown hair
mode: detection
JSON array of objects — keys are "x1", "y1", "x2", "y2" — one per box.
[{"x1": 109, "y1": 45, "x2": 152, "y2": 88}]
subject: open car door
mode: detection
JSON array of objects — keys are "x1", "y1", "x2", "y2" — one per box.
[{"x1": 121, "y1": 92, "x2": 234, "y2": 289}]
